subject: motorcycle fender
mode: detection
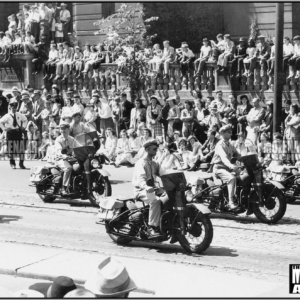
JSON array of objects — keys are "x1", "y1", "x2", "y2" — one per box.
[
  {"x1": 267, "y1": 180, "x2": 285, "y2": 190},
  {"x1": 91, "y1": 169, "x2": 111, "y2": 177},
  {"x1": 187, "y1": 203, "x2": 211, "y2": 215}
]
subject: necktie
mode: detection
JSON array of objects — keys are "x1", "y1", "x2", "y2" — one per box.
[{"x1": 12, "y1": 113, "x2": 18, "y2": 128}]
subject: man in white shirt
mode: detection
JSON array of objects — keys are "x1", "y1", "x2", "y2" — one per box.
[
  {"x1": 283, "y1": 37, "x2": 294, "y2": 73},
  {"x1": 97, "y1": 98, "x2": 114, "y2": 134},
  {"x1": 159, "y1": 40, "x2": 175, "y2": 79},
  {"x1": 288, "y1": 35, "x2": 300, "y2": 79},
  {"x1": 44, "y1": 42, "x2": 59, "y2": 80},
  {"x1": 194, "y1": 37, "x2": 211, "y2": 77},
  {"x1": 179, "y1": 42, "x2": 195, "y2": 78},
  {"x1": 210, "y1": 33, "x2": 226, "y2": 62},
  {"x1": 217, "y1": 34, "x2": 235, "y2": 72},
  {"x1": 30, "y1": 5, "x2": 40, "y2": 43},
  {"x1": 59, "y1": 3, "x2": 71, "y2": 42}
]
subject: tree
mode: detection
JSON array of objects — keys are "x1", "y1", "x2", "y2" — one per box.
[
  {"x1": 93, "y1": 3, "x2": 158, "y2": 99},
  {"x1": 249, "y1": 17, "x2": 259, "y2": 42}
]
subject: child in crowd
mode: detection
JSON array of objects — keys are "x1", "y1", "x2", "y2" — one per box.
[
  {"x1": 38, "y1": 131, "x2": 50, "y2": 160},
  {"x1": 48, "y1": 115, "x2": 57, "y2": 135},
  {"x1": 55, "y1": 17, "x2": 64, "y2": 43},
  {"x1": 8, "y1": 14, "x2": 17, "y2": 37},
  {"x1": 40, "y1": 101, "x2": 52, "y2": 132},
  {"x1": 12, "y1": 32, "x2": 24, "y2": 54},
  {"x1": 24, "y1": 31, "x2": 35, "y2": 53}
]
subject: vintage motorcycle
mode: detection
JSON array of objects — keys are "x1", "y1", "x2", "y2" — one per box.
[
  {"x1": 30, "y1": 132, "x2": 111, "y2": 207},
  {"x1": 265, "y1": 165, "x2": 300, "y2": 204},
  {"x1": 97, "y1": 171, "x2": 213, "y2": 254},
  {"x1": 186, "y1": 152, "x2": 287, "y2": 224}
]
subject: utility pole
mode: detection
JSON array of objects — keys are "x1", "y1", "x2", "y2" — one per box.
[{"x1": 273, "y1": 3, "x2": 284, "y2": 134}]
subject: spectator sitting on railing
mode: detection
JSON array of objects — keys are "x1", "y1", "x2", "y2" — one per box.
[
  {"x1": 81, "y1": 45, "x2": 98, "y2": 75},
  {"x1": 24, "y1": 12, "x2": 31, "y2": 33},
  {"x1": 179, "y1": 42, "x2": 195, "y2": 78},
  {"x1": 148, "y1": 43, "x2": 163, "y2": 77},
  {"x1": 32, "y1": 36, "x2": 48, "y2": 74},
  {"x1": 43, "y1": 41, "x2": 58, "y2": 79},
  {"x1": 255, "y1": 35, "x2": 271, "y2": 75},
  {"x1": 216, "y1": 34, "x2": 235, "y2": 73},
  {"x1": 24, "y1": 31, "x2": 35, "y2": 53},
  {"x1": 159, "y1": 40, "x2": 175, "y2": 79},
  {"x1": 243, "y1": 38, "x2": 256, "y2": 77},
  {"x1": 210, "y1": 33, "x2": 225, "y2": 62},
  {"x1": 115, "y1": 50, "x2": 127, "y2": 74},
  {"x1": 11, "y1": 32, "x2": 24, "y2": 55},
  {"x1": 288, "y1": 35, "x2": 300, "y2": 79},
  {"x1": 2, "y1": 31, "x2": 13, "y2": 63},
  {"x1": 0, "y1": 32, "x2": 5, "y2": 54},
  {"x1": 72, "y1": 45, "x2": 84, "y2": 78},
  {"x1": 194, "y1": 38, "x2": 211, "y2": 78},
  {"x1": 91, "y1": 43, "x2": 106, "y2": 79},
  {"x1": 230, "y1": 37, "x2": 247, "y2": 78},
  {"x1": 282, "y1": 37, "x2": 294, "y2": 73}
]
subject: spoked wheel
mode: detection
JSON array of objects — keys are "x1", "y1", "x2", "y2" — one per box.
[
  {"x1": 105, "y1": 221, "x2": 133, "y2": 245},
  {"x1": 253, "y1": 187, "x2": 287, "y2": 224},
  {"x1": 89, "y1": 175, "x2": 112, "y2": 207},
  {"x1": 178, "y1": 207, "x2": 213, "y2": 254},
  {"x1": 36, "y1": 176, "x2": 57, "y2": 203}
]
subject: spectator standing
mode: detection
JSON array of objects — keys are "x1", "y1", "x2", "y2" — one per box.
[
  {"x1": 120, "y1": 92, "x2": 134, "y2": 131},
  {"x1": 19, "y1": 91, "x2": 33, "y2": 122},
  {"x1": 211, "y1": 90, "x2": 227, "y2": 117},
  {"x1": 16, "y1": 13, "x2": 25, "y2": 32},
  {"x1": 55, "y1": 16, "x2": 64, "y2": 43},
  {"x1": 166, "y1": 97, "x2": 180, "y2": 137},
  {"x1": 129, "y1": 99, "x2": 146, "y2": 134},
  {"x1": 59, "y1": 3, "x2": 71, "y2": 42},
  {"x1": 147, "y1": 96, "x2": 163, "y2": 138},
  {"x1": 237, "y1": 94, "x2": 253, "y2": 134},
  {"x1": 180, "y1": 100, "x2": 195, "y2": 138},
  {"x1": 97, "y1": 98, "x2": 114, "y2": 135},
  {"x1": 30, "y1": 5, "x2": 41, "y2": 43}
]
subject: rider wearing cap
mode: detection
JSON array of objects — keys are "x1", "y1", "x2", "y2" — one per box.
[
  {"x1": 211, "y1": 124, "x2": 241, "y2": 210},
  {"x1": 55, "y1": 121, "x2": 76, "y2": 196},
  {"x1": 132, "y1": 139, "x2": 169, "y2": 237}
]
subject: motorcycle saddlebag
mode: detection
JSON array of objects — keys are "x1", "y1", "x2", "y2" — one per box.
[{"x1": 98, "y1": 197, "x2": 124, "y2": 221}]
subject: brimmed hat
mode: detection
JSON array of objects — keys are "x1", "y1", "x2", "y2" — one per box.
[
  {"x1": 47, "y1": 276, "x2": 76, "y2": 298},
  {"x1": 150, "y1": 95, "x2": 158, "y2": 101},
  {"x1": 64, "y1": 288, "x2": 96, "y2": 298},
  {"x1": 252, "y1": 97, "x2": 260, "y2": 103},
  {"x1": 257, "y1": 35, "x2": 266, "y2": 39},
  {"x1": 84, "y1": 257, "x2": 137, "y2": 297},
  {"x1": 293, "y1": 35, "x2": 300, "y2": 41},
  {"x1": 61, "y1": 3, "x2": 67, "y2": 7},
  {"x1": 143, "y1": 139, "x2": 159, "y2": 149},
  {"x1": 14, "y1": 290, "x2": 44, "y2": 298},
  {"x1": 178, "y1": 137, "x2": 187, "y2": 145},
  {"x1": 21, "y1": 94, "x2": 30, "y2": 100},
  {"x1": 203, "y1": 38, "x2": 208, "y2": 42},
  {"x1": 146, "y1": 88, "x2": 155, "y2": 94},
  {"x1": 28, "y1": 88, "x2": 34, "y2": 92},
  {"x1": 12, "y1": 86, "x2": 20, "y2": 93},
  {"x1": 181, "y1": 42, "x2": 188, "y2": 48},
  {"x1": 219, "y1": 124, "x2": 233, "y2": 134},
  {"x1": 59, "y1": 120, "x2": 71, "y2": 128},
  {"x1": 9, "y1": 98, "x2": 18, "y2": 105},
  {"x1": 21, "y1": 90, "x2": 30, "y2": 96}
]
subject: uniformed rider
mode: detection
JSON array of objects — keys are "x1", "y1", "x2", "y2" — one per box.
[
  {"x1": 132, "y1": 139, "x2": 168, "y2": 238},
  {"x1": 211, "y1": 124, "x2": 241, "y2": 210},
  {"x1": 54, "y1": 121, "x2": 77, "y2": 196}
]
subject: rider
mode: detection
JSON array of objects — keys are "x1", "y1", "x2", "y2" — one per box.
[
  {"x1": 211, "y1": 124, "x2": 241, "y2": 210},
  {"x1": 54, "y1": 120, "x2": 77, "y2": 196},
  {"x1": 132, "y1": 139, "x2": 168, "y2": 238},
  {"x1": 69, "y1": 112, "x2": 91, "y2": 137}
]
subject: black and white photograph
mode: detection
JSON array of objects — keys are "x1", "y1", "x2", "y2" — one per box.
[{"x1": 0, "y1": 1, "x2": 299, "y2": 298}]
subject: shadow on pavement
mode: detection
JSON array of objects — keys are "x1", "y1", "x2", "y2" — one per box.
[
  {"x1": 110, "y1": 180, "x2": 131, "y2": 185},
  {"x1": 0, "y1": 215, "x2": 22, "y2": 224},
  {"x1": 51, "y1": 199, "x2": 96, "y2": 208}
]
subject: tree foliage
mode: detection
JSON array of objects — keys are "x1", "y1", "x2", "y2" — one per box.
[{"x1": 93, "y1": 3, "x2": 158, "y2": 97}]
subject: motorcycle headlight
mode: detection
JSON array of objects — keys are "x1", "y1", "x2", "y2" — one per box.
[
  {"x1": 91, "y1": 159, "x2": 100, "y2": 168},
  {"x1": 185, "y1": 190, "x2": 194, "y2": 202}
]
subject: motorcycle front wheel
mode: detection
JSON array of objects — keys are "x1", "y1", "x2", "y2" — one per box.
[
  {"x1": 177, "y1": 208, "x2": 213, "y2": 254},
  {"x1": 36, "y1": 177, "x2": 57, "y2": 203},
  {"x1": 252, "y1": 187, "x2": 286, "y2": 224},
  {"x1": 89, "y1": 176, "x2": 112, "y2": 207},
  {"x1": 105, "y1": 222, "x2": 133, "y2": 245}
]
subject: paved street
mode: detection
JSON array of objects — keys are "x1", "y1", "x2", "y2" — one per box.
[{"x1": 0, "y1": 160, "x2": 300, "y2": 297}]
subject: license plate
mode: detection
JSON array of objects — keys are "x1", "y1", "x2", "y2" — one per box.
[{"x1": 98, "y1": 208, "x2": 121, "y2": 221}]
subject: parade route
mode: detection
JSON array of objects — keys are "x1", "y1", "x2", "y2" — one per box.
[{"x1": 1, "y1": 161, "x2": 300, "y2": 297}]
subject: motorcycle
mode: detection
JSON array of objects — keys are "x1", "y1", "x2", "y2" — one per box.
[
  {"x1": 186, "y1": 152, "x2": 287, "y2": 224},
  {"x1": 265, "y1": 165, "x2": 300, "y2": 204},
  {"x1": 30, "y1": 132, "x2": 112, "y2": 207},
  {"x1": 97, "y1": 171, "x2": 213, "y2": 254}
]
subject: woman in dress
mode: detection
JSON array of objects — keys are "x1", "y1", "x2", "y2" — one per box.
[
  {"x1": 61, "y1": 98, "x2": 73, "y2": 122},
  {"x1": 158, "y1": 143, "x2": 182, "y2": 175},
  {"x1": 84, "y1": 103, "x2": 97, "y2": 131},
  {"x1": 115, "y1": 130, "x2": 136, "y2": 167},
  {"x1": 129, "y1": 99, "x2": 147, "y2": 133},
  {"x1": 135, "y1": 128, "x2": 152, "y2": 160},
  {"x1": 259, "y1": 102, "x2": 273, "y2": 140},
  {"x1": 237, "y1": 94, "x2": 253, "y2": 134},
  {"x1": 147, "y1": 96, "x2": 163, "y2": 138},
  {"x1": 183, "y1": 135, "x2": 203, "y2": 171},
  {"x1": 166, "y1": 98, "x2": 180, "y2": 137},
  {"x1": 243, "y1": 39, "x2": 257, "y2": 77},
  {"x1": 96, "y1": 127, "x2": 118, "y2": 162}
]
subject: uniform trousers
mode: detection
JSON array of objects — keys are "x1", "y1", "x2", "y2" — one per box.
[
  {"x1": 57, "y1": 159, "x2": 72, "y2": 187},
  {"x1": 213, "y1": 166, "x2": 236, "y2": 200}
]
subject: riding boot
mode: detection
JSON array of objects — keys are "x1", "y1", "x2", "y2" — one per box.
[
  {"x1": 84, "y1": 172, "x2": 93, "y2": 198},
  {"x1": 9, "y1": 159, "x2": 16, "y2": 169},
  {"x1": 19, "y1": 160, "x2": 26, "y2": 169}
]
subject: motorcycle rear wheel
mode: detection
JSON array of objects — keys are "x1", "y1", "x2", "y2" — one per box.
[
  {"x1": 178, "y1": 211, "x2": 213, "y2": 254},
  {"x1": 105, "y1": 222, "x2": 133, "y2": 245},
  {"x1": 89, "y1": 176, "x2": 112, "y2": 207},
  {"x1": 253, "y1": 188, "x2": 286, "y2": 224}
]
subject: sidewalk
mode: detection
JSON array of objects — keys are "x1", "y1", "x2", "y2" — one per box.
[{"x1": 0, "y1": 241, "x2": 295, "y2": 298}]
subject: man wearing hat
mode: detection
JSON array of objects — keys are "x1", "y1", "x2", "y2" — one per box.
[
  {"x1": 55, "y1": 121, "x2": 76, "y2": 195},
  {"x1": 288, "y1": 35, "x2": 300, "y2": 79},
  {"x1": 211, "y1": 124, "x2": 241, "y2": 210},
  {"x1": 230, "y1": 37, "x2": 247, "y2": 77},
  {"x1": 19, "y1": 90, "x2": 33, "y2": 122},
  {"x1": 179, "y1": 42, "x2": 195, "y2": 78},
  {"x1": 246, "y1": 97, "x2": 265, "y2": 144},
  {"x1": 59, "y1": 3, "x2": 71, "y2": 42},
  {"x1": 85, "y1": 257, "x2": 137, "y2": 298},
  {"x1": 202, "y1": 103, "x2": 222, "y2": 128},
  {"x1": 201, "y1": 129, "x2": 220, "y2": 163},
  {"x1": 132, "y1": 139, "x2": 168, "y2": 237},
  {"x1": 255, "y1": 35, "x2": 271, "y2": 74},
  {"x1": 0, "y1": 98, "x2": 28, "y2": 169},
  {"x1": 194, "y1": 38, "x2": 212, "y2": 77},
  {"x1": 217, "y1": 34, "x2": 235, "y2": 72}
]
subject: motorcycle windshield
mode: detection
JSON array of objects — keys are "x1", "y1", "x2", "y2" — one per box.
[{"x1": 73, "y1": 132, "x2": 99, "y2": 161}]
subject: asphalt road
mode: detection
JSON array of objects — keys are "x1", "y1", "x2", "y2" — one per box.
[{"x1": 1, "y1": 159, "x2": 300, "y2": 289}]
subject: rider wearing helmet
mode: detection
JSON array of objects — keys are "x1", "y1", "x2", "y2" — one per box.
[{"x1": 211, "y1": 124, "x2": 241, "y2": 210}]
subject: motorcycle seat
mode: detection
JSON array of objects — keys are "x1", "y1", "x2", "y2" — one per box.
[{"x1": 196, "y1": 172, "x2": 214, "y2": 180}]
